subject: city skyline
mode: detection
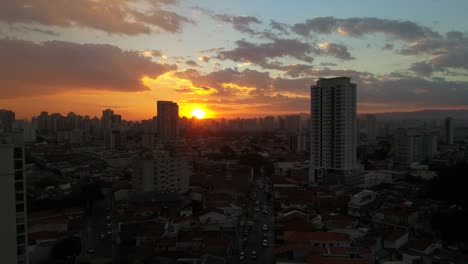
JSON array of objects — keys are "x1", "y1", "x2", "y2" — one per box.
[{"x1": 2, "y1": 1, "x2": 468, "y2": 120}]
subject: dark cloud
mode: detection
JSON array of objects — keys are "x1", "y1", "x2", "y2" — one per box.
[
  {"x1": 0, "y1": 0, "x2": 192, "y2": 35},
  {"x1": 0, "y1": 38, "x2": 177, "y2": 98},
  {"x1": 318, "y1": 42, "x2": 354, "y2": 60},
  {"x1": 410, "y1": 61, "x2": 436, "y2": 76},
  {"x1": 401, "y1": 31, "x2": 468, "y2": 71},
  {"x1": 193, "y1": 7, "x2": 261, "y2": 35},
  {"x1": 216, "y1": 38, "x2": 315, "y2": 66},
  {"x1": 185, "y1": 60, "x2": 201, "y2": 67},
  {"x1": 383, "y1": 43, "x2": 394, "y2": 50},
  {"x1": 292, "y1": 17, "x2": 440, "y2": 41},
  {"x1": 270, "y1": 20, "x2": 289, "y2": 35}
]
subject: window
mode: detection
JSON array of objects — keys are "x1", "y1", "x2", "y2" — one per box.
[
  {"x1": 16, "y1": 204, "x2": 24, "y2": 212},
  {"x1": 16, "y1": 193, "x2": 24, "y2": 201},
  {"x1": 15, "y1": 171, "x2": 23, "y2": 181},
  {"x1": 14, "y1": 160, "x2": 23, "y2": 170},
  {"x1": 14, "y1": 148, "x2": 23, "y2": 159},
  {"x1": 15, "y1": 182, "x2": 24, "y2": 191},
  {"x1": 16, "y1": 224, "x2": 25, "y2": 234}
]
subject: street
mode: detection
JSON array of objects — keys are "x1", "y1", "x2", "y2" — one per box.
[{"x1": 237, "y1": 174, "x2": 274, "y2": 264}]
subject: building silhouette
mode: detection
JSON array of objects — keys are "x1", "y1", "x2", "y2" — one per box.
[
  {"x1": 310, "y1": 77, "x2": 357, "y2": 183},
  {"x1": 157, "y1": 101, "x2": 179, "y2": 142}
]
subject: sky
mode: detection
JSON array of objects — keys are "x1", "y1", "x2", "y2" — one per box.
[{"x1": 1, "y1": 0, "x2": 468, "y2": 120}]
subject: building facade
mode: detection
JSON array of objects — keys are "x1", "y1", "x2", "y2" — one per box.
[
  {"x1": 132, "y1": 145, "x2": 191, "y2": 194},
  {"x1": 0, "y1": 132, "x2": 28, "y2": 264},
  {"x1": 157, "y1": 101, "x2": 179, "y2": 142},
  {"x1": 310, "y1": 77, "x2": 357, "y2": 183},
  {"x1": 444, "y1": 117, "x2": 454, "y2": 145}
]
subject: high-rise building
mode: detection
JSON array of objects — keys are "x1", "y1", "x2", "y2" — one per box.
[
  {"x1": 285, "y1": 115, "x2": 301, "y2": 133},
  {"x1": 105, "y1": 129, "x2": 127, "y2": 151},
  {"x1": 0, "y1": 109, "x2": 16, "y2": 133},
  {"x1": 157, "y1": 101, "x2": 179, "y2": 142},
  {"x1": 444, "y1": 117, "x2": 454, "y2": 145},
  {"x1": 0, "y1": 132, "x2": 28, "y2": 264},
  {"x1": 263, "y1": 116, "x2": 275, "y2": 132},
  {"x1": 366, "y1": 114, "x2": 377, "y2": 143},
  {"x1": 132, "y1": 144, "x2": 191, "y2": 194},
  {"x1": 310, "y1": 77, "x2": 357, "y2": 183},
  {"x1": 393, "y1": 128, "x2": 438, "y2": 164}
]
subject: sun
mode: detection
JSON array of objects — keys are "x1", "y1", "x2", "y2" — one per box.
[{"x1": 190, "y1": 108, "x2": 206, "y2": 119}]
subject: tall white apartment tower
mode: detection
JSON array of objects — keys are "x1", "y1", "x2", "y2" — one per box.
[
  {"x1": 0, "y1": 132, "x2": 28, "y2": 264},
  {"x1": 310, "y1": 77, "x2": 357, "y2": 183}
]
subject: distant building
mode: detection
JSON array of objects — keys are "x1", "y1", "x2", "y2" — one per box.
[
  {"x1": 310, "y1": 77, "x2": 357, "y2": 183},
  {"x1": 444, "y1": 117, "x2": 454, "y2": 145},
  {"x1": 263, "y1": 116, "x2": 275, "y2": 132},
  {"x1": 0, "y1": 132, "x2": 28, "y2": 263},
  {"x1": 0, "y1": 109, "x2": 15, "y2": 133},
  {"x1": 105, "y1": 129, "x2": 127, "y2": 151},
  {"x1": 366, "y1": 114, "x2": 377, "y2": 143},
  {"x1": 393, "y1": 128, "x2": 438, "y2": 164},
  {"x1": 285, "y1": 115, "x2": 301, "y2": 133},
  {"x1": 348, "y1": 190, "x2": 378, "y2": 218},
  {"x1": 288, "y1": 133, "x2": 308, "y2": 154},
  {"x1": 157, "y1": 101, "x2": 179, "y2": 142},
  {"x1": 132, "y1": 144, "x2": 191, "y2": 194}
]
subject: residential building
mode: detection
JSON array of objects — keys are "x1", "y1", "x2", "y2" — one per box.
[
  {"x1": 105, "y1": 129, "x2": 127, "y2": 151},
  {"x1": 310, "y1": 77, "x2": 357, "y2": 183},
  {"x1": 444, "y1": 117, "x2": 454, "y2": 145},
  {"x1": 0, "y1": 109, "x2": 15, "y2": 133},
  {"x1": 366, "y1": 114, "x2": 377, "y2": 143},
  {"x1": 0, "y1": 132, "x2": 28, "y2": 264},
  {"x1": 393, "y1": 129, "x2": 438, "y2": 164},
  {"x1": 157, "y1": 101, "x2": 179, "y2": 142},
  {"x1": 132, "y1": 144, "x2": 191, "y2": 194}
]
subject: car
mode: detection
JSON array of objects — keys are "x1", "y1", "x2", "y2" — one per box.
[
  {"x1": 105, "y1": 215, "x2": 111, "y2": 221},
  {"x1": 87, "y1": 248, "x2": 95, "y2": 254},
  {"x1": 255, "y1": 200, "x2": 260, "y2": 205},
  {"x1": 243, "y1": 230, "x2": 249, "y2": 236},
  {"x1": 239, "y1": 251, "x2": 245, "y2": 261},
  {"x1": 263, "y1": 233, "x2": 268, "y2": 239},
  {"x1": 263, "y1": 209, "x2": 268, "y2": 214},
  {"x1": 262, "y1": 239, "x2": 268, "y2": 247},
  {"x1": 251, "y1": 251, "x2": 257, "y2": 259},
  {"x1": 99, "y1": 233, "x2": 105, "y2": 240},
  {"x1": 106, "y1": 230, "x2": 112, "y2": 237},
  {"x1": 105, "y1": 207, "x2": 111, "y2": 212},
  {"x1": 106, "y1": 223, "x2": 112, "y2": 229},
  {"x1": 262, "y1": 224, "x2": 268, "y2": 231},
  {"x1": 255, "y1": 207, "x2": 260, "y2": 212}
]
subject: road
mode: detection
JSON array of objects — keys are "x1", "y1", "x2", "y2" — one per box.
[
  {"x1": 236, "y1": 174, "x2": 274, "y2": 264},
  {"x1": 81, "y1": 188, "x2": 115, "y2": 261}
]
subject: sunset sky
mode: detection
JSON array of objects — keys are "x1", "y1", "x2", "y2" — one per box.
[{"x1": 2, "y1": 0, "x2": 468, "y2": 120}]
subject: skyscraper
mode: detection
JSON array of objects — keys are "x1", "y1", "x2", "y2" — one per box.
[
  {"x1": 366, "y1": 114, "x2": 377, "y2": 143},
  {"x1": 444, "y1": 117, "x2": 454, "y2": 145},
  {"x1": 157, "y1": 101, "x2": 179, "y2": 142},
  {"x1": 0, "y1": 132, "x2": 28, "y2": 264},
  {"x1": 310, "y1": 77, "x2": 357, "y2": 183},
  {"x1": 0, "y1": 109, "x2": 16, "y2": 133}
]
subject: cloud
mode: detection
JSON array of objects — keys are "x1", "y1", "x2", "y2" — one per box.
[
  {"x1": 0, "y1": 0, "x2": 192, "y2": 35},
  {"x1": 216, "y1": 38, "x2": 315, "y2": 66},
  {"x1": 292, "y1": 17, "x2": 440, "y2": 41},
  {"x1": 0, "y1": 38, "x2": 177, "y2": 98},
  {"x1": 410, "y1": 61, "x2": 436, "y2": 76},
  {"x1": 173, "y1": 66, "x2": 468, "y2": 113},
  {"x1": 270, "y1": 20, "x2": 289, "y2": 35},
  {"x1": 198, "y1": 56, "x2": 211, "y2": 62},
  {"x1": 383, "y1": 43, "x2": 394, "y2": 50},
  {"x1": 185, "y1": 60, "x2": 201, "y2": 67},
  {"x1": 193, "y1": 7, "x2": 261, "y2": 35},
  {"x1": 318, "y1": 42, "x2": 354, "y2": 60},
  {"x1": 401, "y1": 31, "x2": 468, "y2": 71}
]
